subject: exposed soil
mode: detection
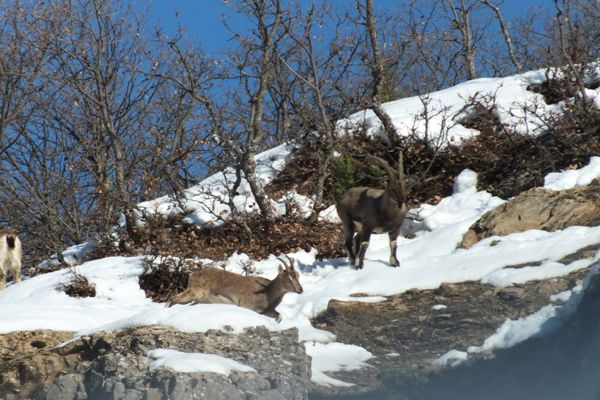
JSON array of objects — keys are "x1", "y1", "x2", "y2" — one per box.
[{"x1": 309, "y1": 266, "x2": 590, "y2": 399}]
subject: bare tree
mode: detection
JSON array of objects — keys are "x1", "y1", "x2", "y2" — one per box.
[
  {"x1": 0, "y1": 0, "x2": 209, "y2": 261},
  {"x1": 159, "y1": 0, "x2": 290, "y2": 228},
  {"x1": 230, "y1": 0, "x2": 287, "y2": 226},
  {"x1": 0, "y1": 1, "x2": 49, "y2": 154},
  {"x1": 444, "y1": 0, "x2": 482, "y2": 81},
  {"x1": 550, "y1": 0, "x2": 597, "y2": 109},
  {"x1": 0, "y1": 118, "x2": 87, "y2": 264},
  {"x1": 283, "y1": 1, "x2": 359, "y2": 221},
  {"x1": 360, "y1": 0, "x2": 401, "y2": 146},
  {"x1": 35, "y1": 0, "x2": 160, "y2": 232},
  {"x1": 480, "y1": 0, "x2": 523, "y2": 73}
]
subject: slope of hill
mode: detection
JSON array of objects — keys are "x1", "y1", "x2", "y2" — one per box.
[{"x1": 1, "y1": 65, "x2": 600, "y2": 399}]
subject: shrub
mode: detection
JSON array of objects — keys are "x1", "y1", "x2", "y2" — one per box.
[
  {"x1": 59, "y1": 269, "x2": 96, "y2": 298},
  {"x1": 138, "y1": 256, "x2": 192, "y2": 303},
  {"x1": 329, "y1": 153, "x2": 387, "y2": 198}
]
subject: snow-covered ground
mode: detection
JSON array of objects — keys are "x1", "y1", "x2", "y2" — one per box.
[
  {"x1": 340, "y1": 66, "x2": 599, "y2": 145},
  {"x1": 2, "y1": 68, "x2": 600, "y2": 387}
]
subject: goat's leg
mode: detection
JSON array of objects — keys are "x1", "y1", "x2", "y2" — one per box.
[
  {"x1": 388, "y1": 228, "x2": 401, "y2": 267},
  {"x1": 9, "y1": 259, "x2": 21, "y2": 283},
  {"x1": 342, "y1": 224, "x2": 356, "y2": 265},
  {"x1": 352, "y1": 233, "x2": 361, "y2": 259},
  {"x1": 355, "y1": 229, "x2": 372, "y2": 270},
  {"x1": 168, "y1": 290, "x2": 196, "y2": 306},
  {"x1": 263, "y1": 308, "x2": 281, "y2": 322}
]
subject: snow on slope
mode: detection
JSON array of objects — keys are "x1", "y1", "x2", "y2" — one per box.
[
  {"x1": 2, "y1": 164, "x2": 600, "y2": 386},
  {"x1": 544, "y1": 156, "x2": 600, "y2": 191},
  {"x1": 3, "y1": 69, "x2": 600, "y2": 387},
  {"x1": 339, "y1": 68, "x2": 598, "y2": 145},
  {"x1": 136, "y1": 144, "x2": 293, "y2": 225}
]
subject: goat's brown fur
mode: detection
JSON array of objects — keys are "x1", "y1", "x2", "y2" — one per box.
[
  {"x1": 336, "y1": 154, "x2": 408, "y2": 269},
  {"x1": 0, "y1": 230, "x2": 22, "y2": 290},
  {"x1": 169, "y1": 257, "x2": 303, "y2": 320}
]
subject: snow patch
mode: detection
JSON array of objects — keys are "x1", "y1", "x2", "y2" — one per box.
[
  {"x1": 305, "y1": 342, "x2": 374, "y2": 387},
  {"x1": 544, "y1": 156, "x2": 600, "y2": 190},
  {"x1": 147, "y1": 349, "x2": 256, "y2": 375}
]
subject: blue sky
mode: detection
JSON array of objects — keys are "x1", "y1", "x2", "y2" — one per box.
[
  {"x1": 144, "y1": 0, "x2": 551, "y2": 56},
  {"x1": 145, "y1": 1, "x2": 233, "y2": 55}
]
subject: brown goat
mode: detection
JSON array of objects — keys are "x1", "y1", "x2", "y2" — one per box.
[
  {"x1": 336, "y1": 154, "x2": 408, "y2": 269},
  {"x1": 0, "y1": 230, "x2": 22, "y2": 290},
  {"x1": 169, "y1": 256, "x2": 303, "y2": 320}
]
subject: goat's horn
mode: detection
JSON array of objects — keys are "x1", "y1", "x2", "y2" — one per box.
[{"x1": 277, "y1": 255, "x2": 294, "y2": 270}]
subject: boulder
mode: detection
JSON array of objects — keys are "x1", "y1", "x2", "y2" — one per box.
[{"x1": 461, "y1": 183, "x2": 600, "y2": 248}]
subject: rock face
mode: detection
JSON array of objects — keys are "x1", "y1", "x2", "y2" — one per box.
[
  {"x1": 414, "y1": 268, "x2": 600, "y2": 400},
  {"x1": 461, "y1": 183, "x2": 600, "y2": 248},
  {"x1": 0, "y1": 330, "x2": 78, "y2": 397},
  {"x1": 0, "y1": 326, "x2": 310, "y2": 400}
]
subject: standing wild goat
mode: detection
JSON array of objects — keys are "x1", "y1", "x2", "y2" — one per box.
[
  {"x1": 336, "y1": 153, "x2": 408, "y2": 269},
  {"x1": 169, "y1": 256, "x2": 303, "y2": 320},
  {"x1": 0, "y1": 231, "x2": 22, "y2": 290}
]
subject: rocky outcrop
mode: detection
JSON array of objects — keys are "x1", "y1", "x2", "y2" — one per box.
[
  {"x1": 413, "y1": 268, "x2": 600, "y2": 400},
  {"x1": 461, "y1": 182, "x2": 600, "y2": 248},
  {"x1": 0, "y1": 330, "x2": 78, "y2": 397},
  {"x1": 0, "y1": 326, "x2": 310, "y2": 400}
]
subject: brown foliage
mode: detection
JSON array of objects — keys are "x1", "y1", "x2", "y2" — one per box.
[
  {"x1": 453, "y1": 99, "x2": 600, "y2": 199},
  {"x1": 273, "y1": 86, "x2": 600, "y2": 206},
  {"x1": 267, "y1": 142, "x2": 321, "y2": 199},
  {"x1": 527, "y1": 78, "x2": 578, "y2": 105},
  {"x1": 527, "y1": 73, "x2": 600, "y2": 105},
  {"x1": 88, "y1": 213, "x2": 345, "y2": 264},
  {"x1": 130, "y1": 215, "x2": 344, "y2": 302}
]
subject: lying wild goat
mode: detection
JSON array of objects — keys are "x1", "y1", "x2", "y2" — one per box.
[
  {"x1": 0, "y1": 231, "x2": 22, "y2": 290},
  {"x1": 169, "y1": 256, "x2": 303, "y2": 320},
  {"x1": 336, "y1": 153, "x2": 408, "y2": 269}
]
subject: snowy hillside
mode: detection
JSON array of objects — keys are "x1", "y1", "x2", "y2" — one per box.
[{"x1": 2, "y1": 67, "x2": 600, "y2": 388}]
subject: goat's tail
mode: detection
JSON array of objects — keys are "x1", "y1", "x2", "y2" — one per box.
[{"x1": 5, "y1": 235, "x2": 16, "y2": 249}]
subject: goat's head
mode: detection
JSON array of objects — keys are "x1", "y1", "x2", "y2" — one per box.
[
  {"x1": 276, "y1": 256, "x2": 303, "y2": 294},
  {"x1": 364, "y1": 152, "x2": 406, "y2": 205}
]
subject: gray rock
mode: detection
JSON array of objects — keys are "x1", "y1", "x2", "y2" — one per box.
[
  {"x1": 0, "y1": 326, "x2": 309, "y2": 400},
  {"x1": 45, "y1": 374, "x2": 81, "y2": 400},
  {"x1": 38, "y1": 326, "x2": 309, "y2": 400}
]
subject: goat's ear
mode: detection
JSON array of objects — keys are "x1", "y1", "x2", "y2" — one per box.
[{"x1": 278, "y1": 264, "x2": 284, "y2": 273}]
